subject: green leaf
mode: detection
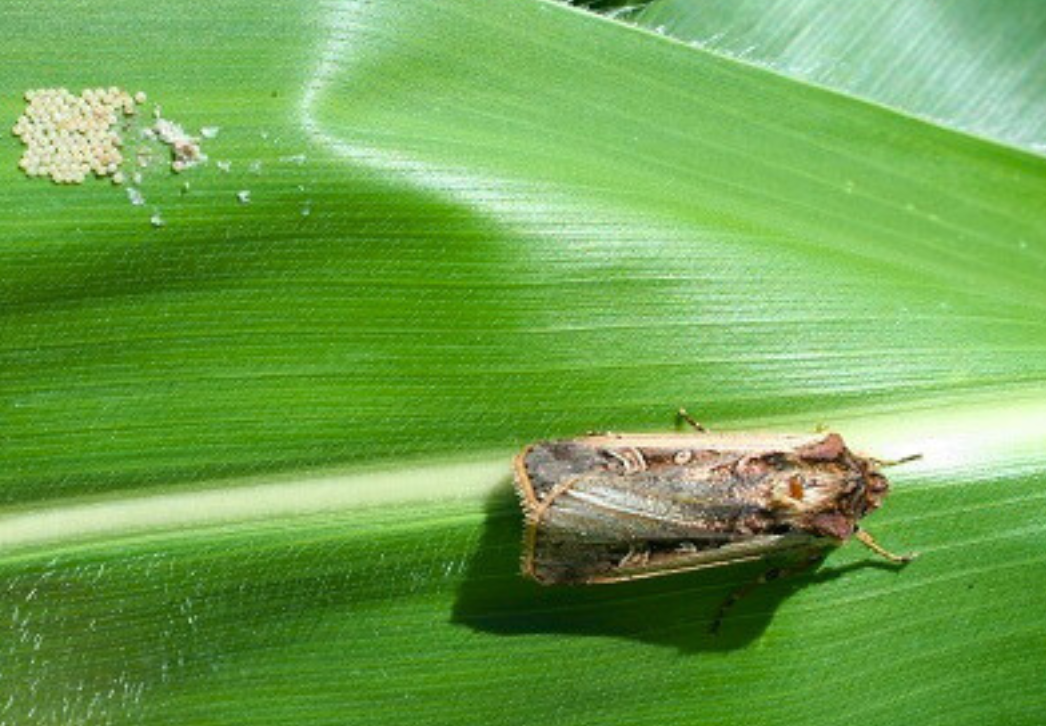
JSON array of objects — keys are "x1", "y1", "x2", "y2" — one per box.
[
  {"x1": 1, "y1": 0, "x2": 1044, "y2": 724},
  {"x1": 635, "y1": 0, "x2": 1046, "y2": 155}
]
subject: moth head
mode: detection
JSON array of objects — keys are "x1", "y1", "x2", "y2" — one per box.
[
  {"x1": 860, "y1": 452, "x2": 920, "y2": 514},
  {"x1": 860, "y1": 466, "x2": 891, "y2": 515}
]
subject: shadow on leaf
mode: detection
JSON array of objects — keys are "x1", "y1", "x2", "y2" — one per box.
[{"x1": 453, "y1": 481, "x2": 901, "y2": 653}]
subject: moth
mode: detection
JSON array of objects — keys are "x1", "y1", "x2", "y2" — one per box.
[{"x1": 513, "y1": 411, "x2": 916, "y2": 588}]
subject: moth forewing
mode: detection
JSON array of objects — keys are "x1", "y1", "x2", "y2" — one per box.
[
  {"x1": 513, "y1": 429, "x2": 908, "y2": 586},
  {"x1": 582, "y1": 533, "x2": 823, "y2": 584}
]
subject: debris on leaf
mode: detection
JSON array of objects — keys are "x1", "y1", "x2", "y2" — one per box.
[{"x1": 152, "y1": 116, "x2": 206, "y2": 172}]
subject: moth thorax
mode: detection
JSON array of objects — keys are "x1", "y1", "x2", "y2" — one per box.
[{"x1": 769, "y1": 471, "x2": 836, "y2": 513}]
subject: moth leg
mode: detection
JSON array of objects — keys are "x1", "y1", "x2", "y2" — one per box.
[
  {"x1": 677, "y1": 408, "x2": 708, "y2": 433},
  {"x1": 711, "y1": 549, "x2": 826, "y2": 634},
  {"x1": 869, "y1": 453, "x2": 922, "y2": 468},
  {"x1": 618, "y1": 546, "x2": 651, "y2": 569},
  {"x1": 855, "y1": 529, "x2": 917, "y2": 563},
  {"x1": 529, "y1": 475, "x2": 585, "y2": 526}
]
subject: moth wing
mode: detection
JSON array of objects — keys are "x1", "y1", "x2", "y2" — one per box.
[
  {"x1": 526, "y1": 467, "x2": 759, "y2": 540},
  {"x1": 520, "y1": 466, "x2": 820, "y2": 584},
  {"x1": 515, "y1": 441, "x2": 824, "y2": 584},
  {"x1": 582, "y1": 533, "x2": 819, "y2": 583},
  {"x1": 525, "y1": 519, "x2": 817, "y2": 585}
]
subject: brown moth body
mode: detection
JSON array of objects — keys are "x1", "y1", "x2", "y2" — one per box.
[{"x1": 513, "y1": 428, "x2": 910, "y2": 585}]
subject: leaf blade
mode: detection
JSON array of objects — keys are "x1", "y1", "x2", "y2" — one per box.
[{"x1": 1, "y1": 0, "x2": 1044, "y2": 723}]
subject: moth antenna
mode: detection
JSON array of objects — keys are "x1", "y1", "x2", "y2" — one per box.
[
  {"x1": 676, "y1": 408, "x2": 708, "y2": 433},
  {"x1": 870, "y1": 453, "x2": 922, "y2": 468},
  {"x1": 855, "y1": 529, "x2": 917, "y2": 564}
]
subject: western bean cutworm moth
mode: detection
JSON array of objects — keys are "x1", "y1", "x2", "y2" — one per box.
[{"x1": 513, "y1": 411, "x2": 915, "y2": 593}]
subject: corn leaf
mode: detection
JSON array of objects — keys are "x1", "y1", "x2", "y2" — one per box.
[{"x1": 2, "y1": 0, "x2": 1044, "y2": 723}]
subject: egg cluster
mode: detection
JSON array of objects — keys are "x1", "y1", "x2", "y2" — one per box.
[{"x1": 11, "y1": 87, "x2": 146, "y2": 185}]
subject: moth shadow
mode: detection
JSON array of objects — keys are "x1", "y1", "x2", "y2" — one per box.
[{"x1": 452, "y1": 482, "x2": 898, "y2": 654}]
